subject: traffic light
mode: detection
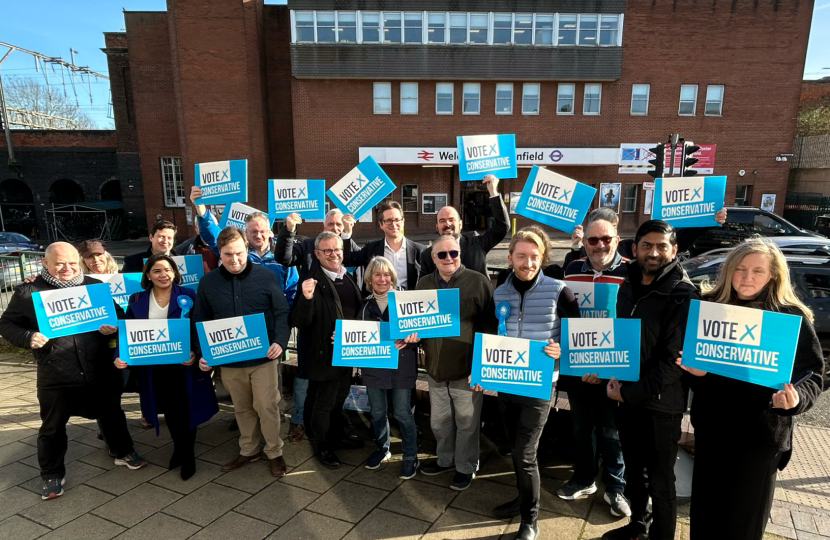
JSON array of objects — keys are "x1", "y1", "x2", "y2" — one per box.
[
  {"x1": 647, "y1": 143, "x2": 665, "y2": 179},
  {"x1": 680, "y1": 141, "x2": 701, "y2": 177}
]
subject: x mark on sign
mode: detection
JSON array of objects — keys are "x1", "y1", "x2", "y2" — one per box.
[
  {"x1": 692, "y1": 188, "x2": 702, "y2": 200},
  {"x1": 235, "y1": 326, "x2": 245, "y2": 338},
  {"x1": 298, "y1": 188, "x2": 306, "y2": 198},
  {"x1": 558, "y1": 189, "x2": 571, "y2": 203},
  {"x1": 600, "y1": 331, "x2": 612, "y2": 346},
  {"x1": 580, "y1": 293, "x2": 592, "y2": 306},
  {"x1": 356, "y1": 174, "x2": 367, "y2": 186},
  {"x1": 515, "y1": 351, "x2": 527, "y2": 365},
  {"x1": 369, "y1": 331, "x2": 378, "y2": 342},
  {"x1": 489, "y1": 144, "x2": 498, "y2": 156},
  {"x1": 157, "y1": 329, "x2": 167, "y2": 340},
  {"x1": 426, "y1": 300, "x2": 436, "y2": 312},
  {"x1": 178, "y1": 264, "x2": 186, "y2": 272},
  {"x1": 77, "y1": 295, "x2": 89, "y2": 308},
  {"x1": 112, "y1": 282, "x2": 124, "y2": 293},
  {"x1": 740, "y1": 324, "x2": 757, "y2": 342},
  {"x1": 221, "y1": 170, "x2": 229, "y2": 181}
]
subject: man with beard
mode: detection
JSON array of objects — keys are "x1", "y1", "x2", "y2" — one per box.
[{"x1": 602, "y1": 220, "x2": 699, "y2": 540}]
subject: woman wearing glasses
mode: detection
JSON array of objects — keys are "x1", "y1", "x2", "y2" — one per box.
[{"x1": 114, "y1": 253, "x2": 218, "y2": 480}]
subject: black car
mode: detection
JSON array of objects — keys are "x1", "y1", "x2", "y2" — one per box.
[
  {"x1": 688, "y1": 207, "x2": 823, "y2": 256},
  {"x1": 0, "y1": 232, "x2": 42, "y2": 253}
]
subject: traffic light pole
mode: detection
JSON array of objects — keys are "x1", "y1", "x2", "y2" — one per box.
[{"x1": 668, "y1": 133, "x2": 679, "y2": 177}]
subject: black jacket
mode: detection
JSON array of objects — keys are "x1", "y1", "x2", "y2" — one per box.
[
  {"x1": 616, "y1": 258, "x2": 700, "y2": 413},
  {"x1": 191, "y1": 263, "x2": 290, "y2": 368},
  {"x1": 0, "y1": 276, "x2": 124, "y2": 389},
  {"x1": 122, "y1": 247, "x2": 156, "y2": 273},
  {"x1": 420, "y1": 195, "x2": 509, "y2": 277},
  {"x1": 275, "y1": 227, "x2": 360, "y2": 281},
  {"x1": 358, "y1": 297, "x2": 418, "y2": 390},
  {"x1": 343, "y1": 237, "x2": 426, "y2": 291}
]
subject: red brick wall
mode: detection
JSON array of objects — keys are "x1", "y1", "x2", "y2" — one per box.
[
  {"x1": 801, "y1": 80, "x2": 830, "y2": 103},
  {"x1": 0, "y1": 130, "x2": 116, "y2": 148}
]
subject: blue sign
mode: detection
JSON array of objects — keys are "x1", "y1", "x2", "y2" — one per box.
[
  {"x1": 564, "y1": 281, "x2": 618, "y2": 318},
  {"x1": 196, "y1": 313, "x2": 270, "y2": 366},
  {"x1": 269, "y1": 179, "x2": 326, "y2": 221},
  {"x1": 219, "y1": 202, "x2": 264, "y2": 231},
  {"x1": 514, "y1": 166, "x2": 597, "y2": 233},
  {"x1": 171, "y1": 255, "x2": 204, "y2": 291},
  {"x1": 118, "y1": 319, "x2": 191, "y2": 365},
  {"x1": 681, "y1": 300, "x2": 801, "y2": 389},
  {"x1": 560, "y1": 318, "x2": 641, "y2": 381},
  {"x1": 388, "y1": 289, "x2": 461, "y2": 339},
  {"x1": 194, "y1": 159, "x2": 248, "y2": 205},
  {"x1": 332, "y1": 320, "x2": 398, "y2": 369},
  {"x1": 32, "y1": 283, "x2": 118, "y2": 338},
  {"x1": 651, "y1": 175, "x2": 726, "y2": 227},
  {"x1": 457, "y1": 134, "x2": 518, "y2": 181},
  {"x1": 327, "y1": 156, "x2": 396, "y2": 219},
  {"x1": 470, "y1": 333, "x2": 555, "y2": 400},
  {"x1": 87, "y1": 273, "x2": 143, "y2": 311}
]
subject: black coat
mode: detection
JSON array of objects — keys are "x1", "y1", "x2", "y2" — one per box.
[
  {"x1": 358, "y1": 297, "x2": 418, "y2": 390},
  {"x1": 122, "y1": 247, "x2": 155, "y2": 273},
  {"x1": 343, "y1": 237, "x2": 426, "y2": 291},
  {"x1": 275, "y1": 227, "x2": 360, "y2": 281},
  {"x1": 0, "y1": 275, "x2": 124, "y2": 389}
]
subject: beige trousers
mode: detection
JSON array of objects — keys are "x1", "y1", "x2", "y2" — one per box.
[{"x1": 221, "y1": 360, "x2": 284, "y2": 459}]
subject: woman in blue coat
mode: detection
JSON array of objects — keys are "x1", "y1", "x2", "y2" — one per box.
[{"x1": 114, "y1": 253, "x2": 218, "y2": 480}]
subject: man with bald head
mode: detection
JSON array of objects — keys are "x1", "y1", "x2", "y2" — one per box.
[{"x1": 0, "y1": 242, "x2": 146, "y2": 501}]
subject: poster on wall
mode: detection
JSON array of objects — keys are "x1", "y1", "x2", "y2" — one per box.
[
  {"x1": 761, "y1": 194, "x2": 776, "y2": 212},
  {"x1": 644, "y1": 188, "x2": 654, "y2": 215},
  {"x1": 509, "y1": 192, "x2": 522, "y2": 214},
  {"x1": 599, "y1": 183, "x2": 621, "y2": 213}
]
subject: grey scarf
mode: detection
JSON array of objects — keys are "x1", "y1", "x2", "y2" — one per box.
[{"x1": 40, "y1": 267, "x2": 85, "y2": 289}]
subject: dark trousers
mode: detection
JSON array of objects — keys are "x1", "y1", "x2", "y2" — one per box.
[
  {"x1": 37, "y1": 385, "x2": 135, "y2": 480},
  {"x1": 304, "y1": 374, "x2": 351, "y2": 453},
  {"x1": 154, "y1": 366, "x2": 196, "y2": 464},
  {"x1": 569, "y1": 388, "x2": 625, "y2": 492},
  {"x1": 615, "y1": 404, "x2": 681, "y2": 540},
  {"x1": 499, "y1": 393, "x2": 551, "y2": 523}
]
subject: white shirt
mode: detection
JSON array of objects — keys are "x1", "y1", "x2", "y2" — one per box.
[
  {"x1": 148, "y1": 291, "x2": 169, "y2": 319},
  {"x1": 384, "y1": 237, "x2": 408, "y2": 289},
  {"x1": 322, "y1": 265, "x2": 347, "y2": 281}
]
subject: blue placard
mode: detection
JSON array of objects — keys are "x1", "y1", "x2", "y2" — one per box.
[
  {"x1": 559, "y1": 318, "x2": 641, "y2": 381},
  {"x1": 457, "y1": 134, "x2": 518, "y2": 181},
  {"x1": 196, "y1": 313, "x2": 270, "y2": 366},
  {"x1": 172, "y1": 255, "x2": 204, "y2": 291},
  {"x1": 87, "y1": 273, "x2": 144, "y2": 311},
  {"x1": 219, "y1": 202, "x2": 264, "y2": 231},
  {"x1": 651, "y1": 176, "x2": 726, "y2": 227},
  {"x1": 326, "y1": 156, "x2": 396, "y2": 219},
  {"x1": 332, "y1": 320, "x2": 398, "y2": 369},
  {"x1": 470, "y1": 333, "x2": 555, "y2": 399},
  {"x1": 681, "y1": 300, "x2": 801, "y2": 389},
  {"x1": 388, "y1": 289, "x2": 461, "y2": 339},
  {"x1": 118, "y1": 319, "x2": 191, "y2": 365},
  {"x1": 32, "y1": 283, "x2": 118, "y2": 338},
  {"x1": 564, "y1": 281, "x2": 619, "y2": 318},
  {"x1": 514, "y1": 166, "x2": 597, "y2": 233},
  {"x1": 269, "y1": 179, "x2": 326, "y2": 221},
  {"x1": 194, "y1": 159, "x2": 248, "y2": 205}
]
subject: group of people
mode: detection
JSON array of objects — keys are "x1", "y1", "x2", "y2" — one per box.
[{"x1": 0, "y1": 173, "x2": 824, "y2": 540}]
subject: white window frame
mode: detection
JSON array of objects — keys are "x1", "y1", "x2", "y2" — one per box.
[
  {"x1": 400, "y1": 82, "x2": 418, "y2": 114},
  {"x1": 293, "y1": 11, "x2": 315, "y2": 43},
  {"x1": 598, "y1": 15, "x2": 619, "y2": 46},
  {"x1": 383, "y1": 11, "x2": 402, "y2": 44},
  {"x1": 557, "y1": 13, "x2": 578, "y2": 46},
  {"x1": 315, "y1": 11, "x2": 336, "y2": 43},
  {"x1": 436, "y1": 82, "x2": 454, "y2": 114},
  {"x1": 522, "y1": 83, "x2": 540, "y2": 115},
  {"x1": 578, "y1": 14, "x2": 598, "y2": 46},
  {"x1": 705, "y1": 84, "x2": 724, "y2": 116},
  {"x1": 583, "y1": 83, "x2": 601, "y2": 115},
  {"x1": 469, "y1": 12, "x2": 489, "y2": 44},
  {"x1": 427, "y1": 12, "x2": 447, "y2": 44},
  {"x1": 622, "y1": 183, "x2": 639, "y2": 213},
  {"x1": 401, "y1": 184, "x2": 419, "y2": 212},
  {"x1": 336, "y1": 11, "x2": 357, "y2": 43},
  {"x1": 495, "y1": 83, "x2": 514, "y2": 115},
  {"x1": 403, "y1": 12, "x2": 423, "y2": 44},
  {"x1": 373, "y1": 82, "x2": 392, "y2": 114},
  {"x1": 448, "y1": 12, "x2": 467, "y2": 44},
  {"x1": 360, "y1": 11, "x2": 381, "y2": 43},
  {"x1": 557, "y1": 83, "x2": 575, "y2": 115},
  {"x1": 492, "y1": 13, "x2": 513, "y2": 44},
  {"x1": 534, "y1": 14, "x2": 554, "y2": 46},
  {"x1": 462, "y1": 82, "x2": 480, "y2": 115},
  {"x1": 679, "y1": 84, "x2": 698, "y2": 116},
  {"x1": 630, "y1": 83, "x2": 650, "y2": 115},
  {"x1": 160, "y1": 157, "x2": 185, "y2": 208},
  {"x1": 422, "y1": 193, "x2": 448, "y2": 215}
]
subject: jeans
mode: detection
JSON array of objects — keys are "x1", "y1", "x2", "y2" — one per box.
[
  {"x1": 427, "y1": 375, "x2": 483, "y2": 475},
  {"x1": 568, "y1": 387, "x2": 625, "y2": 493},
  {"x1": 366, "y1": 387, "x2": 417, "y2": 461},
  {"x1": 291, "y1": 376, "x2": 308, "y2": 425}
]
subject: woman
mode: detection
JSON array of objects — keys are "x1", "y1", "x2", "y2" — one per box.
[
  {"x1": 114, "y1": 253, "x2": 218, "y2": 480},
  {"x1": 76, "y1": 239, "x2": 120, "y2": 274},
  {"x1": 359, "y1": 256, "x2": 420, "y2": 479},
  {"x1": 678, "y1": 238, "x2": 824, "y2": 539}
]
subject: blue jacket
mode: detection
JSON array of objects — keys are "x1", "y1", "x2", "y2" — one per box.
[
  {"x1": 125, "y1": 284, "x2": 218, "y2": 434},
  {"x1": 493, "y1": 274, "x2": 566, "y2": 342}
]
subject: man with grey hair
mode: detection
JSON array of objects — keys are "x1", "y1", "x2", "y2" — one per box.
[
  {"x1": 277, "y1": 209, "x2": 361, "y2": 281},
  {"x1": 0, "y1": 242, "x2": 146, "y2": 501}
]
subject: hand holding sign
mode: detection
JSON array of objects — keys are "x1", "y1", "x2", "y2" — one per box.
[
  {"x1": 285, "y1": 212, "x2": 302, "y2": 232},
  {"x1": 715, "y1": 207, "x2": 727, "y2": 224},
  {"x1": 342, "y1": 213, "x2": 355, "y2": 234},
  {"x1": 544, "y1": 339, "x2": 560, "y2": 360},
  {"x1": 606, "y1": 377, "x2": 623, "y2": 402},
  {"x1": 114, "y1": 357, "x2": 128, "y2": 369},
  {"x1": 302, "y1": 279, "x2": 317, "y2": 300},
  {"x1": 675, "y1": 351, "x2": 707, "y2": 377},
  {"x1": 183, "y1": 352, "x2": 196, "y2": 366},
  {"x1": 266, "y1": 343, "x2": 283, "y2": 360},
  {"x1": 582, "y1": 373, "x2": 602, "y2": 384},
  {"x1": 482, "y1": 174, "x2": 499, "y2": 196},
  {"x1": 772, "y1": 384, "x2": 800, "y2": 410},
  {"x1": 571, "y1": 225, "x2": 584, "y2": 247},
  {"x1": 30, "y1": 332, "x2": 48, "y2": 349},
  {"x1": 199, "y1": 358, "x2": 211, "y2": 372},
  {"x1": 99, "y1": 324, "x2": 118, "y2": 335}
]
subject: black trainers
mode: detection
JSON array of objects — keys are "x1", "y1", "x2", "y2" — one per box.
[
  {"x1": 41, "y1": 477, "x2": 65, "y2": 500},
  {"x1": 419, "y1": 460, "x2": 455, "y2": 476},
  {"x1": 450, "y1": 471, "x2": 475, "y2": 491},
  {"x1": 114, "y1": 452, "x2": 148, "y2": 470},
  {"x1": 601, "y1": 523, "x2": 649, "y2": 540},
  {"x1": 556, "y1": 480, "x2": 597, "y2": 500},
  {"x1": 364, "y1": 448, "x2": 391, "y2": 470}
]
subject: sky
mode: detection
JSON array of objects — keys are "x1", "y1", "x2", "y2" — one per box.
[{"x1": 0, "y1": 0, "x2": 827, "y2": 129}]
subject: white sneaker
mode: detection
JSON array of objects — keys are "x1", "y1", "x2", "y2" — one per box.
[{"x1": 604, "y1": 491, "x2": 632, "y2": 517}]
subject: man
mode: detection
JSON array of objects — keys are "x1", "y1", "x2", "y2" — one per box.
[
  {"x1": 559, "y1": 209, "x2": 630, "y2": 518},
  {"x1": 420, "y1": 174, "x2": 509, "y2": 278},
  {"x1": 122, "y1": 220, "x2": 176, "y2": 272},
  {"x1": 340, "y1": 200, "x2": 426, "y2": 291},
  {"x1": 194, "y1": 227, "x2": 291, "y2": 477},
  {"x1": 415, "y1": 235, "x2": 494, "y2": 491},
  {"x1": 291, "y1": 232, "x2": 364, "y2": 469},
  {"x1": 174, "y1": 210, "x2": 220, "y2": 273},
  {"x1": 602, "y1": 220, "x2": 699, "y2": 540},
  {"x1": 0, "y1": 242, "x2": 147, "y2": 500}
]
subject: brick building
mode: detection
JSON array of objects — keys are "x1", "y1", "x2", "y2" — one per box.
[{"x1": 110, "y1": 0, "x2": 813, "y2": 236}]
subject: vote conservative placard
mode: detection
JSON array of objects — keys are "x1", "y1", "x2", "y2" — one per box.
[
  {"x1": 681, "y1": 300, "x2": 802, "y2": 389},
  {"x1": 559, "y1": 318, "x2": 641, "y2": 381},
  {"x1": 513, "y1": 166, "x2": 597, "y2": 233},
  {"x1": 457, "y1": 134, "x2": 517, "y2": 181},
  {"x1": 172, "y1": 255, "x2": 204, "y2": 291},
  {"x1": 196, "y1": 313, "x2": 270, "y2": 366},
  {"x1": 388, "y1": 289, "x2": 460, "y2": 339},
  {"x1": 219, "y1": 202, "x2": 264, "y2": 231},
  {"x1": 470, "y1": 333, "x2": 555, "y2": 400},
  {"x1": 118, "y1": 319, "x2": 191, "y2": 366},
  {"x1": 565, "y1": 281, "x2": 619, "y2": 318},
  {"x1": 194, "y1": 159, "x2": 248, "y2": 205},
  {"x1": 268, "y1": 179, "x2": 326, "y2": 221},
  {"x1": 651, "y1": 176, "x2": 726, "y2": 227},
  {"x1": 332, "y1": 320, "x2": 397, "y2": 369},
  {"x1": 87, "y1": 273, "x2": 143, "y2": 310},
  {"x1": 32, "y1": 283, "x2": 118, "y2": 339},
  {"x1": 326, "y1": 156, "x2": 396, "y2": 219}
]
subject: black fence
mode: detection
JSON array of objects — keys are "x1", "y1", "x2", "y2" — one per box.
[{"x1": 783, "y1": 192, "x2": 830, "y2": 231}]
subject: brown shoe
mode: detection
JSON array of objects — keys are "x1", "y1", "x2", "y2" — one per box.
[
  {"x1": 270, "y1": 455, "x2": 287, "y2": 477},
  {"x1": 222, "y1": 452, "x2": 262, "y2": 472},
  {"x1": 288, "y1": 423, "x2": 305, "y2": 443}
]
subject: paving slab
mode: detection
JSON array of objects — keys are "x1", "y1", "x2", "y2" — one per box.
[
  {"x1": 579, "y1": 503, "x2": 631, "y2": 540},
  {"x1": 91, "y1": 483, "x2": 182, "y2": 528},
  {"x1": 0, "y1": 460, "x2": 40, "y2": 491},
  {"x1": 198, "y1": 439, "x2": 243, "y2": 466},
  {"x1": 280, "y1": 458, "x2": 355, "y2": 494},
  {"x1": 212, "y1": 458, "x2": 280, "y2": 494},
  {"x1": 21, "y1": 484, "x2": 114, "y2": 529},
  {"x1": 141, "y1": 441, "x2": 211, "y2": 468},
  {"x1": 19, "y1": 459, "x2": 108, "y2": 495},
  {"x1": 342, "y1": 508, "x2": 430, "y2": 540},
  {"x1": 0, "y1": 486, "x2": 42, "y2": 521},
  {"x1": 344, "y1": 460, "x2": 406, "y2": 492},
  {"x1": 189, "y1": 511, "x2": 277, "y2": 540},
  {"x1": 40, "y1": 513, "x2": 126, "y2": 540},
  {"x1": 84, "y1": 463, "x2": 166, "y2": 496},
  {"x1": 265, "y1": 510, "x2": 352, "y2": 540},
  {"x1": 162, "y1": 482, "x2": 250, "y2": 527},
  {"x1": 0, "y1": 514, "x2": 51, "y2": 540},
  {"x1": 538, "y1": 474, "x2": 594, "y2": 519},
  {"x1": 450, "y1": 477, "x2": 520, "y2": 519},
  {"x1": 0, "y1": 440, "x2": 37, "y2": 467},
  {"x1": 506, "y1": 509, "x2": 583, "y2": 540},
  {"x1": 148, "y1": 459, "x2": 223, "y2": 495},
  {"x1": 235, "y1": 481, "x2": 320, "y2": 526},
  {"x1": 112, "y1": 512, "x2": 201, "y2": 540},
  {"x1": 306, "y1": 480, "x2": 388, "y2": 523},
  {"x1": 379, "y1": 478, "x2": 458, "y2": 523},
  {"x1": 280, "y1": 438, "x2": 315, "y2": 468},
  {"x1": 422, "y1": 507, "x2": 509, "y2": 540},
  {"x1": 0, "y1": 424, "x2": 37, "y2": 447},
  {"x1": 194, "y1": 421, "x2": 240, "y2": 447}
]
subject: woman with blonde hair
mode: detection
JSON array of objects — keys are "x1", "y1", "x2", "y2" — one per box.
[
  {"x1": 76, "y1": 239, "x2": 120, "y2": 274},
  {"x1": 678, "y1": 237, "x2": 824, "y2": 539}
]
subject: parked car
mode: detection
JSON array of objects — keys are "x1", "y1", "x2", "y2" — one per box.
[
  {"x1": 0, "y1": 232, "x2": 43, "y2": 253},
  {"x1": 688, "y1": 207, "x2": 823, "y2": 256}
]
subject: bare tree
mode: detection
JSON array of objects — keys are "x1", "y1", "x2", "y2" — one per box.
[{"x1": 3, "y1": 76, "x2": 96, "y2": 129}]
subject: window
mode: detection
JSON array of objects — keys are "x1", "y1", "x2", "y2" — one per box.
[
  {"x1": 493, "y1": 14, "x2": 512, "y2": 44},
  {"x1": 449, "y1": 13, "x2": 467, "y2": 43},
  {"x1": 599, "y1": 15, "x2": 619, "y2": 45},
  {"x1": 522, "y1": 83, "x2": 540, "y2": 114},
  {"x1": 384, "y1": 12, "x2": 401, "y2": 43},
  {"x1": 579, "y1": 15, "x2": 598, "y2": 45},
  {"x1": 316, "y1": 11, "x2": 335, "y2": 42},
  {"x1": 735, "y1": 184, "x2": 751, "y2": 206},
  {"x1": 422, "y1": 193, "x2": 448, "y2": 214},
  {"x1": 373, "y1": 82, "x2": 391, "y2": 114},
  {"x1": 400, "y1": 82, "x2": 418, "y2": 114},
  {"x1": 404, "y1": 12, "x2": 423, "y2": 43},
  {"x1": 558, "y1": 14, "x2": 577, "y2": 45},
  {"x1": 295, "y1": 11, "x2": 314, "y2": 42},
  {"x1": 705, "y1": 85, "x2": 724, "y2": 116},
  {"x1": 622, "y1": 184, "x2": 638, "y2": 213},
  {"x1": 436, "y1": 82, "x2": 453, "y2": 114},
  {"x1": 535, "y1": 15, "x2": 553, "y2": 45},
  {"x1": 161, "y1": 157, "x2": 184, "y2": 207},
  {"x1": 402, "y1": 185, "x2": 418, "y2": 212},
  {"x1": 496, "y1": 83, "x2": 513, "y2": 114},
  {"x1": 462, "y1": 82, "x2": 480, "y2": 114},
  {"x1": 362, "y1": 12, "x2": 380, "y2": 42},
  {"x1": 631, "y1": 84, "x2": 650, "y2": 115},
  {"x1": 583, "y1": 83, "x2": 601, "y2": 114},
  {"x1": 428, "y1": 12, "x2": 446, "y2": 43},
  {"x1": 679, "y1": 84, "x2": 698, "y2": 115},
  {"x1": 514, "y1": 14, "x2": 532, "y2": 44},
  {"x1": 557, "y1": 83, "x2": 575, "y2": 114},
  {"x1": 469, "y1": 13, "x2": 488, "y2": 44},
  {"x1": 753, "y1": 214, "x2": 794, "y2": 234},
  {"x1": 337, "y1": 12, "x2": 356, "y2": 42}
]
